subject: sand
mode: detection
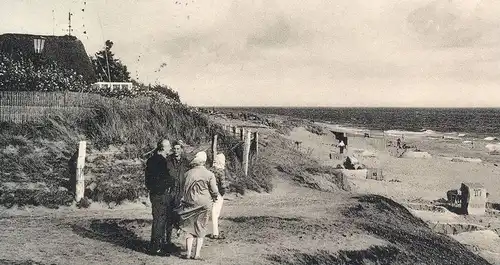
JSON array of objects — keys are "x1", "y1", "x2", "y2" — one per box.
[
  {"x1": 283, "y1": 124, "x2": 500, "y2": 264},
  {"x1": 285, "y1": 126, "x2": 500, "y2": 202}
]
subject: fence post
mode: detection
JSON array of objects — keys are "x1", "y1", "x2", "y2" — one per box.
[
  {"x1": 240, "y1": 127, "x2": 244, "y2": 141},
  {"x1": 253, "y1": 131, "x2": 259, "y2": 157},
  {"x1": 75, "y1": 141, "x2": 86, "y2": 203},
  {"x1": 243, "y1": 130, "x2": 252, "y2": 176},
  {"x1": 232, "y1": 126, "x2": 237, "y2": 136},
  {"x1": 211, "y1": 134, "x2": 218, "y2": 167}
]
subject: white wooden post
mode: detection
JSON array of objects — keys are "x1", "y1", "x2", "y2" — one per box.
[
  {"x1": 75, "y1": 141, "x2": 86, "y2": 202},
  {"x1": 253, "y1": 131, "x2": 259, "y2": 157},
  {"x1": 243, "y1": 131, "x2": 252, "y2": 176},
  {"x1": 211, "y1": 134, "x2": 218, "y2": 167}
]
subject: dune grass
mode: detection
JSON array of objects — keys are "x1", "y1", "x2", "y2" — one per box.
[{"x1": 0, "y1": 96, "x2": 272, "y2": 207}]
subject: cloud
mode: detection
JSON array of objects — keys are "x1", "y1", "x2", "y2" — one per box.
[
  {"x1": 407, "y1": 0, "x2": 500, "y2": 48},
  {"x1": 246, "y1": 15, "x2": 295, "y2": 48},
  {"x1": 2, "y1": 0, "x2": 500, "y2": 106}
]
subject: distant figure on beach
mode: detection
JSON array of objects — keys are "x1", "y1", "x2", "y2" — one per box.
[
  {"x1": 209, "y1": 153, "x2": 230, "y2": 240},
  {"x1": 338, "y1": 140, "x2": 346, "y2": 154},
  {"x1": 175, "y1": 151, "x2": 220, "y2": 260},
  {"x1": 164, "y1": 140, "x2": 190, "y2": 253},
  {"x1": 145, "y1": 139, "x2": 171, "y2": 256},
  {"x1": 396, "y1": 138, "x2": 401, "y2": 149},
  {"x1": 460, "y1": 184, "x2": 469, "y2": 215}
]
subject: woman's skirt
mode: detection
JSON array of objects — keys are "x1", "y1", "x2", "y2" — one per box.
[{"x1": 174, "y1": 204, "x2": 210, "y2": 237}]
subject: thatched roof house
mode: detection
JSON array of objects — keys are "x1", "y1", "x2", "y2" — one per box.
[{"x1": 0, "y1": 33, "x2": 96, "y2": 82}]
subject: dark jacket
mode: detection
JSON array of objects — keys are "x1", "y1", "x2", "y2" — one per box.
[
  {"x1": 166, "y1": 154, "x2": 190, "y2": 199},
  {"x1": 145, "y1": 153, "x2": 169, "y2": 195}
]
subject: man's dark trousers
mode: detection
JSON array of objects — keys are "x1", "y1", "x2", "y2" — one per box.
[
  {"x1": 150, "y1": 191, "x2": 168, "y2": 252},
  {"x1": 164, "y1": 192, "x2": 177, "y2": 247}
]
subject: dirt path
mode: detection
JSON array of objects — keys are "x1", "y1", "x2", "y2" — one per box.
[
  {"x1": 0, "y1": 178, "x2": 355, "y2": 265},
  {"x1": 0, "y1": 176, "x2": 491, "y2": 265}
]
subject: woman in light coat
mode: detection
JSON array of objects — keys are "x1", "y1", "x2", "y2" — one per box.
[{"x1": 175, "y1": 151, "x2": 219, "y2": 260}]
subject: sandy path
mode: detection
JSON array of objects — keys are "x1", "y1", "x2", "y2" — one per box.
[{"x1": 0, "y1": 178, "x2": 382, "y2": 265}]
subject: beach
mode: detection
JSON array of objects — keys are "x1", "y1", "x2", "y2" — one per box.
[
  {"x1": 209, "y1": 109, "x2": 500, "y2": 264},
  {"x1": 288, "y1": 122, "x2": 500, "y2": 202}
]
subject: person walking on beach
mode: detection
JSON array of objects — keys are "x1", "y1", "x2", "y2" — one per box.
[
  {"x1": 145, "y1": 139, "x2": 171, "y2": 256},
  {"x1": 338, "y1": 140, "x2": 346, "y2": 154},
  {"x1": 175, "y1": 151, "x2": 220, "y2": 260},
  {"x1": 209, "y1": 153, "x2": 229, "y2": 240},
  {"x1": 164, "y1": 140, "x2": 190, "y2": 253}
]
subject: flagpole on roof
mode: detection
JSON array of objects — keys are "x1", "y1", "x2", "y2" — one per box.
[
  {"x1": 52, "y1": 10, "x2": 55, "y2": 36},
  {"x1": 68, "y1": 12, "x2": 73, "y2": 36}
]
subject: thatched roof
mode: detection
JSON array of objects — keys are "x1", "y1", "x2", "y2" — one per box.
[{"x1": 0, "y1": 33, "x2": 96, "y2": 82}]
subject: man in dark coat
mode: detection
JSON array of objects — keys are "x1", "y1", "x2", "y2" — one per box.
[
  {"x1": 164, "y1": 140, "x2": 190, "y2": 252},
  {"x1": 145, "y1": 139, "x2": 171, "y2": 256}
]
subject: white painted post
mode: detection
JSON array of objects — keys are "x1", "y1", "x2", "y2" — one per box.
[
  {"x1": 243, "y1": 131, "x2": 252, "y2": 176},
  {"x1": 75, "y1": 141, "x2": 86, "y2": 202},
  {"x1": 383, "y1": 132, "x2": 386, "y2": 151},
  {"x1": 253, "y1": 131, "x2": 259, "y2": 157},
  {"x1": 211, "y1": 134, "x2": 218, "y2": 167}
]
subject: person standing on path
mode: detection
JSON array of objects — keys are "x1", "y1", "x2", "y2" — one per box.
[
  {"x1": 338, "y1": 140, "x2": 346, "y2": 154},
  {"x1": 176, "y1": 151, "x2": 219, "y2": 260},
  {"x1": 145, "y1": 139, "x2": 171, "y2": 256},
  {"x1": 209, "y1": 153, "x2": 229, "y2": 239},
  {"x1": 164, "y1": 140, "x2": 190, "y2": 252}
]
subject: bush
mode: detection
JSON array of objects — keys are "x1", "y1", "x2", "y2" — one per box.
[
  {"x1": 0, "y1": 54, "x2": 88, "y2": 92},
  {"x1": 150, "y1": 84, "x2": 180, "y2": 102},
  {"x1": 0, "y1": 54, "x2": 182, "y2": 105}
]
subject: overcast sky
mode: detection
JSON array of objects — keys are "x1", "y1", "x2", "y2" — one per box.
[{"x1": 1, "y1": 0, "x2": 500, "y2": 107}]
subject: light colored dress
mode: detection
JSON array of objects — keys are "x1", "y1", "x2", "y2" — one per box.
[{"x1": 175, "y1": 165, "x2": 219, "y2": 237}]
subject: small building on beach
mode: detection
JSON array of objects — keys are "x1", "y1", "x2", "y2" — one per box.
[{"x1": 460, "y1": 182, "x2": 487, "y2": 215}]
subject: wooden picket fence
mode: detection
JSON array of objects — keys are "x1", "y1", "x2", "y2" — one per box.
[{"x1": 0, "y1": 91, "x2": 151, "y2": 123}]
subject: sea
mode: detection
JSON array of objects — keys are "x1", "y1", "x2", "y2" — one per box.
[{"x1": 213, "y1": 107, "x2": 500, "y2": 138}]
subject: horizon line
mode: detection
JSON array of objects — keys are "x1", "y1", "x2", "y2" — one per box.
[{"x1": 194, "y1": 106, "x2": 500, "y2": 109}]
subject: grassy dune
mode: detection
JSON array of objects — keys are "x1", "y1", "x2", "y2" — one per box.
[
  {"x1": 0, "y1": 98, "x2": 260, "y2": 207},
  {"x1": 0, "y1": 95, "x2": 350, "y2": 208}
]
